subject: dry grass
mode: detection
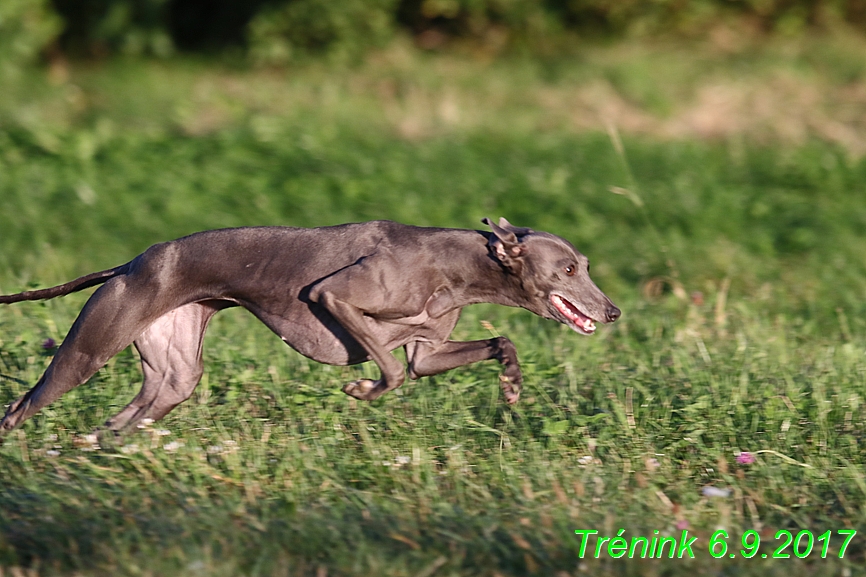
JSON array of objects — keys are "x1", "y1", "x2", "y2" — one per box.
[{"x1": 4, "y1": 34, "x2": 866, "y2": 155}]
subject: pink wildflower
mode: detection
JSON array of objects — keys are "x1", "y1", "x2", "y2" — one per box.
[{"x1": 736, "y1": 452, "x2": 756, "y2": 465}]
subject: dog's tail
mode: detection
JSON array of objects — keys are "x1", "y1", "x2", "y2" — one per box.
[{"x1": 0, "y1": 264, "x2": 129, "y2": 304}]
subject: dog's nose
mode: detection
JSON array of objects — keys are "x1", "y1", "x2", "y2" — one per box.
[{"x1": 607, "y1": 305, "x2": 621, "y2": 322}]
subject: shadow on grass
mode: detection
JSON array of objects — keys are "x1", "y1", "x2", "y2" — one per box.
[{"x1": 0, "y1": 472, "x2": 857, "y2": 577}]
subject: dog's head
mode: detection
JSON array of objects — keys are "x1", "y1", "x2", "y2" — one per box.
[{"x1": 483, "y1": 217, "x2": 620, "y2": 335}]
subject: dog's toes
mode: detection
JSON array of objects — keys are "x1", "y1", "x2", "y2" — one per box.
[
  {"x1": 499, "y1": 374, "x2": 521, "y2": 404},
  {"x1": 342, "y1": 379, "x2": 381, "y2": 400},
  {"x1": 93, "y1": 427, "x2": 123, "y2": 447}
]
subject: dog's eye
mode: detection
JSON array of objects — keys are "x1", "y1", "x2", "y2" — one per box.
[{"x1": 565, "y1": 265, "x2": 575, "y2": 276}]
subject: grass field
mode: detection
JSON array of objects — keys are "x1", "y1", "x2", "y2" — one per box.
[{"x1": 2, "y1": 40, "x2": 866, "y2": 576}]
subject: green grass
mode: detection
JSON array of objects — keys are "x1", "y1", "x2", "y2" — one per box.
[{"x1": 2, "y1": 45, "x2": 866, "y2": 576}]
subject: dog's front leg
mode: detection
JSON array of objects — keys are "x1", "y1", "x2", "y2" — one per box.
[
  {"x1": 312, "y1": 290, "x2": 407, "y2": 401},
  {"x1": 317, "y1": 290, "x2": 406, "y2": 400},
  {"x1": 406, "y1": 339, "x2": 523, "y2": 404}
]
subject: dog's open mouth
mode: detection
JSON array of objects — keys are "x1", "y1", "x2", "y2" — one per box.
[{"x1": 550, "y1": 293, "x2": 596, "y2": 335}]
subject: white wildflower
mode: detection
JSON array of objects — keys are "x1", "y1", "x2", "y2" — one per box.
[{"x1": 702, "y1": 486, "x2": 731, "y2": 498}]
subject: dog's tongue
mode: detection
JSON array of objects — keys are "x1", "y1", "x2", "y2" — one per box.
[{"x1": 551, "y1": 294, "x2": 596, "y2": 332}]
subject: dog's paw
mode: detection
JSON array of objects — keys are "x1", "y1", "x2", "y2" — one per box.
[
  {"x1": 342, "y1": 379, "x2": 381, "y2": 400},
  {"x1": 499, "y1": 374, "x2": 521, "y2": 405}
]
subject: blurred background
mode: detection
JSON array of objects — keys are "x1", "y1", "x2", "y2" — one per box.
[
  {"x1": 1, "y1": 0, "x2": 866, "y2": 326},
  {"x1": 8, "y1": 0, "x2": 866, "y2": 62}
]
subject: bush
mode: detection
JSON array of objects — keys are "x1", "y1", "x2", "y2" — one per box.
[
  {"x1": 51, "y1": 0, "x2": 173, "y2": 57},
  {"x1": 247, "y1": 0, "x2": 401, "y2": 64},
  {"x1": 4, "y1": 0, "x2": 866, "y2": 68},
  {"x1": 0, "y1": 0, "x2": 62, "y2": 74},
  {"x1": 397, "y1": 0, "x2": 852, "y2": 45}
]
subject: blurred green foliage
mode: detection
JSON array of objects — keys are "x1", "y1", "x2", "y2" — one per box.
[
  {"x1": 4, "y1": 0, "x2": 866, "y2": 64},
  {"x1": 51, "y1": 0, "x2": 174, "y2": 57},
  {"x1": 248, "y1": 0, "x2": 401, "y2": 64},
  {"x1": 0, "y1": 0, "x2": 62, "y2": 74}
]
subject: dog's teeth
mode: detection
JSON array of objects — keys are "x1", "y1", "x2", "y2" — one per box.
[{"x1": 551, "y1": 293, "x2": 597, "y2": 332}]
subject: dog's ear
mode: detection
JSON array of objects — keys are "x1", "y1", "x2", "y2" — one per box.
[
  {"x1": 497, "y1": 217, "x2": 533, "y2": 237},
  {"x1": 482, "y1": 217, "x2": 527, "y2": 271}
]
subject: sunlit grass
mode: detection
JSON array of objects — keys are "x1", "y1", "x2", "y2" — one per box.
[{"x1": 2, "y1": 293, "x2": 864, "y2": 575}]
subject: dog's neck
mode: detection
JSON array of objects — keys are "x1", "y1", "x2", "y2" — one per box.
[{"x1": 442, "y1": 231, "x2": 537, "y2": 311}]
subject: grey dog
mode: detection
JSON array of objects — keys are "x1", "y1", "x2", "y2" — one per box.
[{"x1": 0, "y1": 218, "x2": 619, "y2": 437}]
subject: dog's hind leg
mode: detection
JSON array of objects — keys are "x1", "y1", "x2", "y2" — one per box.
[
  {"x1": 102, "y1": 301, "x2": 225, "y2": 434},
  {"x1": 0, "y1": 277, "x2": 178, "y2": 436}
]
